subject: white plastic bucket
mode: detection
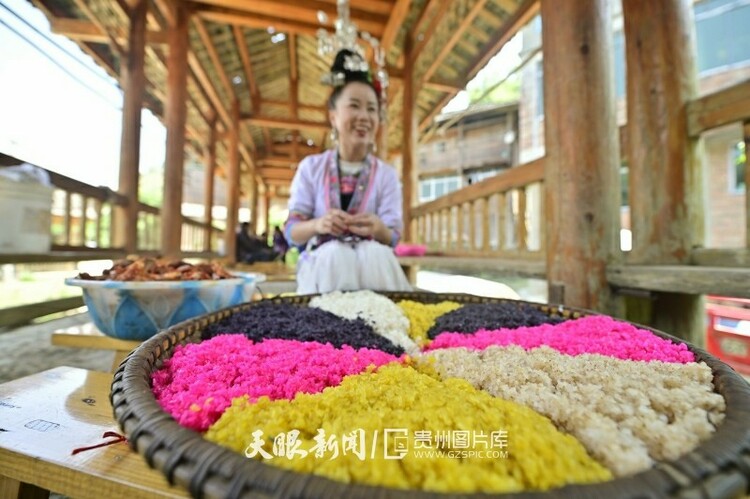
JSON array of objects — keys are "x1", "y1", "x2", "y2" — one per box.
[{"x1": 0, "y1": 177, "x2": 53, "y2": 253}]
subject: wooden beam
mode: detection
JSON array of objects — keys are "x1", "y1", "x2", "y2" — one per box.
[
  {"x1": 194, "y1": 0, "x2": 386, "y2": 37},
  {"x1": 262, "y1": 100, "x2": 327, "y2": 113},
  {"x1": 381, "y1": 0, "x2": 411, "y2": 54},
  {"x1": 49, "y1": 18, "x2": 167, "y2": 44},
  {"x1": 409, "y1": 0, "x2": 450, "y2": 66},
  {"x1": 258, "y1": 155, "x2": 303, "y2": 167},
  {"x1": 345, "y1": 0, "x2": 394, "y2": 16},
  {"x1": 259, "y1": 167, "x2": 296, "y2": 179},
  {"x1": 691, "y1": 248, "x2": 750, "y2": 267},
  {"x1": 424, "y1": 79, "x2": 464, "y2": 93},
  {"x1": 422, "y1": 0, "x2": 489, "y2": 83},
  {"x1": 193, "y1": 17, "x2": 233, "y2": 99},
  {"x1": 198, "y1": 6, "x2": 329, "y2": 36},
  {"x1": 687, "y1": 79, "x2": 750, "y2": 137},
  {"x1": 495, "y1": 0, "x2": 519, "y2": 14},
  {"x1": 188, "y1": 52, "x2": 230, "y2": 130},
  {"x1": 70, "y1": 0, "x2": 124, "y2": 56},
  {"x1": 607, "y1": 265, "x2": 750, "y2": 299},
  {"x1": 419, "y1": 0, "x2": 540, "y2": 132},
  {"x1": 263, "y1": 177, "x2": 293, "y2": 186},
  {"x1": 233, "y1": 25, "x2": 260, "y2": 112},
  {"x1": 152, "y1": 0, "x2": 175, "y2": 27},
  {"x1": 241, "y1": 115, "x2": 330, "y2": 131},
  {"x1": 270, "y1": 142, "x2": 318, "y2": 154}
]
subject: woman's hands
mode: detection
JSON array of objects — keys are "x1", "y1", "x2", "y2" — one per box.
[
  {"x1": 312, "y1": 210, "x2": 391, "y2": 245},
  {"x1": 314, "y1": 209, "x2": 353, "y2": 236},
  {"x1": 348, "y1": 213, "x2": 391, "y2": 245}
]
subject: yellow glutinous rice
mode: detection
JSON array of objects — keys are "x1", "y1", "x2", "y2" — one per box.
[
  {"x1": 205, "y1": 363, "x2": 611, "y2": 493},
  {"x1": 397, "y1": 300, "x2": 462, "y2": 346}
]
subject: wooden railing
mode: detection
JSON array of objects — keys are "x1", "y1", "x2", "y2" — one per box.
[
  {"x1": 407, "y1": 79, "x2": 750, "y2": 299},
  {"x1": 0, "y1": 168, "x2": 224, "y2": 264},
  {"x1": 409, "y1": 158, "x2": 545, "y2": 277}
]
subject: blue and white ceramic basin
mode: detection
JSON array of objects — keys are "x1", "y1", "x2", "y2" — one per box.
[{"x1": 65, "y1": 273, "x2": 265, "y2": 340}]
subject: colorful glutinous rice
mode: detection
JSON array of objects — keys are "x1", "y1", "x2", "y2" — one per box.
[
  {"x1": 152, "y1": 335, "x2": 400, "y2": 431},
  {"x1": 397, "y1": 299, "x2": 462, "y2": 346},
  {"x1": 151, "y1": 291, "x2": 726, "y2": 493},
  {"x1": 426, "y1": 302, "x2": 566, "y2": 339},
  {"x1": 201, "y1": 301, "x2": 404, "y2": 355},
  {"x1": 205, "y1": 363, "x2": 612, "y2": 493},
  {"x1": 309, "y1": 290, "x2": 417, "y2": 354},
  {"x1": 426, "y1": 315, "x2": 695, "y2": 363},
  {"x1": 420, "y1": 345, "x2": 725, "y2": 476}
]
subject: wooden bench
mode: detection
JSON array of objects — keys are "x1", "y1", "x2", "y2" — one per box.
[
  {"x1": 0, "y1": 366, "x2": 189, "y2": 498},
  {"x1": 397, "y1": 255, "x2": 547, "y2": 285},
  {"x1": 51, "y1": 323, "x2": 140, "y2": 372}
]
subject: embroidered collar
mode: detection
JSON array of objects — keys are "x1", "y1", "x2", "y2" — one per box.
[{"x1": 324, "y1": 149, "x2": 377, "y2": 214}]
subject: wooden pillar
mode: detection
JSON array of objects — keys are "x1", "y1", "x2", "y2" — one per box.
[
  {"x1": 161, "y1": 0, "x2": 190, "y2": 257},
  {"x1": 378, "y1": 114, "x2": 388, "y2": 160},
  {"x1": 224, "y1": 99, "x2": 241, "y2": 264},
  {"x1": 251, "y1": 177, "x2": 260, "y2": 234},
  {"x1": 745, "y1": 121, "x2": 750, "y2": 249},
  {"x1": 402, "y1": 36, "x2": 417, "y2": 242},
  {"x1": 623, "y1": 0, "x2": 703, "y2": 343},
  {"x1": 203, "y1": 114, "x2": 217, "y2": 252},
  {"x1": 542, "y1": 0, "x2": 621, "y2": 312},
  {"x1": 247, "y1": 174, "x2": 257, "y2": 230},
  {"x1": 115, "y1": 0, "x2": 146, "y2": 253},
  {"x1": 265, "y1": 186, "x2": 273, "y2": 234}
]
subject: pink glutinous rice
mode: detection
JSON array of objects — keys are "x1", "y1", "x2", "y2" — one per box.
[
  {"x1": 426, "y1": 315, "x2": 695, "y2": 363},
  {"x1": 152, "y1": 335, "x2": 401, "y2": 431}
]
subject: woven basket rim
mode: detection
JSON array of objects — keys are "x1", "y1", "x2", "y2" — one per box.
[{"x1": 110, "y1": 292, "x2": 750, "y2": 499}]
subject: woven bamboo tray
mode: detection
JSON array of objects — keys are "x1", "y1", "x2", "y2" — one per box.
[{"x1": 110, "y1": 292, "x2": 750, "y2": 498}]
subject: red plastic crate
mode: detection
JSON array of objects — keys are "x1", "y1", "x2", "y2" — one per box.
[{"x1": 705, "y1": 299, "x2": 750, "y2": 375}]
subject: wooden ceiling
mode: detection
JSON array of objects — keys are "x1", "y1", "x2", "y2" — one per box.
[{"x1": 30, "y1": 0, "x2": 538, "y2": 194}]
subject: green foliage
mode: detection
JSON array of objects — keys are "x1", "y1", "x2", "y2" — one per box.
[
  {"x1": 18, "y1": 271, "x2": 35, "y2": 282},
  {"x1": 468, "y1": 76, "x2": 521, "y2": 105},
  {"x1": 139, "y1": 164, "x2": 164, "y2": 206}
]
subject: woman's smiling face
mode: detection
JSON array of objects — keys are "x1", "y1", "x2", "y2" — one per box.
[{"x1": 329, "y1": 81, "x2": 380, "y2": 157}]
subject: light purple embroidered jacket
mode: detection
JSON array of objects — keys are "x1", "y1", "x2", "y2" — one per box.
[{"x1": 284, "y1": 150, "x2": 403, "y2": 248}]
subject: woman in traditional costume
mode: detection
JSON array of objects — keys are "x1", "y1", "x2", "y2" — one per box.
[{"x1": 284, "y1": 49, "x2": 412, "y2": 294}]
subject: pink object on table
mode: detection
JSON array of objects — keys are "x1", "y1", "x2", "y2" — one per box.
[{"x1": 395, "y1": 243, "x2": 427, "y2": 257}]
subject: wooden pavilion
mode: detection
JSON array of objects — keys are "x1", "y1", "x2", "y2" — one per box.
[{"x1": 2, "y1": 0, "x2": 749, "y2": 344}]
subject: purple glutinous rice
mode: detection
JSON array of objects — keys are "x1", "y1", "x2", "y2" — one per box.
[
  {"x1": 426, "y1": 302, "x2": 565, "y2": 339},
  {"x1": 201, "y1": 302, "x2": 404, "y2": 355}
]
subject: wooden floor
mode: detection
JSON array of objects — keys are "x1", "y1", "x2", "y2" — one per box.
[{"x1": 0, "y1": 313, "x2": 111, "y2": 384}]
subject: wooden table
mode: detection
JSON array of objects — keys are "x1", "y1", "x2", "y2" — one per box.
[
  {"x1": 232, "y1": 261, "x2": 297, "y2": 296},
  {"x1": 0, "y1": 367, "x2": 189, "y2": 498},
  {"x1": 51, "y1": 323, "x2": 140, "y2": 372}
]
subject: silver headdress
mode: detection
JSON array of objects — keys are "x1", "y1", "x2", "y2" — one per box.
[{"x1": 317, "y1": 0, "x2": 389, "y2": 111}]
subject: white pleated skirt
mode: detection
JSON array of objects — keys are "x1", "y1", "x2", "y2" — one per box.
[{"x1": 296, "y1": 240, "x2": 413, "y2": 295}]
